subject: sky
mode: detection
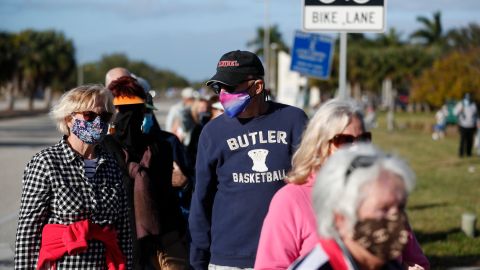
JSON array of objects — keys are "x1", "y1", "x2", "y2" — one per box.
[{"x1": 2, "y1": 0, "x2": 480, "y2": 83}]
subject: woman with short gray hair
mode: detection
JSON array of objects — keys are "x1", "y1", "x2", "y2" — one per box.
[
  {"x1": 15, "y1": 85, "x2": 132, "y2": 269},
  {"x1": 290, "y1": 144, "x2": 414, "y2": 269}
]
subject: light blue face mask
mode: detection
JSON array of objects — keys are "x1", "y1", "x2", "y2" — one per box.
[{"x1": 142, "y1": 113, "x2": 154, "y2": 134}]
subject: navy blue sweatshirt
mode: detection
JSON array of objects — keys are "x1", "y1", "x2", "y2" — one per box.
[{"x1": 189, "y1": 102, "x2": 308, "y2": 269}]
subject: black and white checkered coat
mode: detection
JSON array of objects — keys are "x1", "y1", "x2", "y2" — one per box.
[{"x1": 15, "y1": 137, "x2": 133, "y2": 269}]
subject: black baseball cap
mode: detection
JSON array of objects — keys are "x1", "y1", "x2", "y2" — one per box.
[{"x1": 206, "y1": 50, "x2": 265, "y2": 87}]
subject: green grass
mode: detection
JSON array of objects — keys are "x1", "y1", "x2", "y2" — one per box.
[{"x1": 373, "y1": 111, "x2": 480, "y2": 269}]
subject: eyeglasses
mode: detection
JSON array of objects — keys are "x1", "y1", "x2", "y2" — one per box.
[
  {"x1": 330, "y1": 132, "x2": 372, "y2": 147},
  {"x1": 210, "y1": 79, "x2": 257, "y2": 94},
  {"x1": 73, "y1": 111, "x2": 113, "y2": 122}
]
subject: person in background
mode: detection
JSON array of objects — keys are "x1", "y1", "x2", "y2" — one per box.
[
  {"x1": 188, "y1": 50, "x2": 308, "y2": 270},
  {"x1": 136, "y1": 75, "x2": 194, "y2": 220},
  {"x1": 209, "y1": 95, "x2": 224, "y2": 119},
  {"x1": 15, "y1": 85, "x2": 132, "y2": 269},
  {"x1": 432, "y1": 104, "x2": 447, "y2": 140},
  {"x1": 172, "y1": 95, "x2": 210, "y2": 147},
  {"x1": 101, "y1": 76, "x2": 188, "y2": 269},
  {"x1": 183, "y1": 96, "x2": 212, "y2": 168},
  {"x1": 105, "y1": 67, "x2": 131, "y2": 88},
  {"x1": 106, "y1": 68, "x2": 193, "y2": 218},
  {"x1": 454, "y1": 93, "x2": 478, "y2": 157},
  {"x1": 364, "y1": 103, "x2": 377, "y2": 131},
  {"x1": 166, "y1": 87, "x2": 196, "y2": 132},
  {"x1": 290, "y1": 144, "x2": 415, "y2": 270},
  {"x1": 255, "y1": 99, "x2": 429, "y2": 270}
]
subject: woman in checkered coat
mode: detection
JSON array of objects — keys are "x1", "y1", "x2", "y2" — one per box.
[{"x1": 14, "y1": 85, "x2": 132, "y2": 269}]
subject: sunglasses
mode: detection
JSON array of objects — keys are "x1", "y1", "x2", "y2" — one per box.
[
  {"x1": 210, "y1": 79, "x2": 257, "y2": 94},
  {"x1": 210, "y1": 83, "x2": 235, "y2": 94},
  {"x1": 345, "y1": 155, "x2": 377, "y2": 179},
  {"x1": 73, "y1": 111, "x2": 113, "y2": 122},
  {"x1": 330, "y1": 132, "x2": 372, "y2": 147}
]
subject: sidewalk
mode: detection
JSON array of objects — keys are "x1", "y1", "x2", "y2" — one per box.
[
  {"x1": 0, "y1": 99, "x2": 50, "y2": 120},
  {"x1": 0, "y1": 243, "x2": 13, "y2": 269}
]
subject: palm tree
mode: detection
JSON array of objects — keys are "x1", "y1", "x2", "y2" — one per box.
[
  {"x1": 0, "y1": 32, "x2": 18, "y2": 111},
  {"x1": 247, "y1": 24, "x2": 289, "y2": 56},
  {"x1": 375, "y1": 28, "x2": 404, "y2": 47},
  {"x1": 446, "y1": 23, "x2": 480, "y2": 51},
  {"x1": 14, "y1": 30, "x2": 76, "y2": 110},
  {"x1": 247, "y1": 25, "x2": 289, "y2": 91},
  {"x1": 44, "y1": 31, "x2": 76, "y2": 107},
  {"x1": 410, "y1": 11, "x2": 443, "y2": 46}
]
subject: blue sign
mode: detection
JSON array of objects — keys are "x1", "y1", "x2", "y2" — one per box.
[{"x1": 290, "y1": 31, "x2": 334, "y2": 79}]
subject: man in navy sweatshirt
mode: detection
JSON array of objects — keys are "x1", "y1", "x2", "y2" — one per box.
[{"x1": 188, "y1": 50, "x2": 308, "y2": 269}]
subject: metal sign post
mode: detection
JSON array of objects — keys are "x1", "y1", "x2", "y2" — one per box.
[{"x1": 338, "y1": 32, "x2": 347, "y2": 100}]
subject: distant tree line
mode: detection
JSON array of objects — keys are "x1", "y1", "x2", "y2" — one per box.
[
  {"x1": 81, "y1": 53, "x2": 189, "y2": 91},
  {"x1": 0, "y1": 29, "x2": 190, "y2": 111}
]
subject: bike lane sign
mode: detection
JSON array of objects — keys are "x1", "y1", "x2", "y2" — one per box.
[{"x1": 303, "y1": 0, "x2": 386, "y2": 32}]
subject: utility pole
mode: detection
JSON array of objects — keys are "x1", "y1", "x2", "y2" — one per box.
[
  {"x1": 263, "y1": 0, "x2": 270, "y2": 89},
  {"x1": 77, "y1": 64, "x2": 84, "y2": 86}
]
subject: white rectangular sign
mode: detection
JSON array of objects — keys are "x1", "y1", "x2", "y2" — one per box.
[{"x1": 303, "y1": 0, "x2": 386, "y2": 32}]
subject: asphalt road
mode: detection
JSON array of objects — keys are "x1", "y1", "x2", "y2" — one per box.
[{"x1": 0, "y1": 98, "x2": 175, "y2": 268}]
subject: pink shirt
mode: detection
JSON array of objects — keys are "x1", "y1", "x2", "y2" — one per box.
[
  {"x1": 255, "y1": 174, "x2": 318, "y2": 270},
  {"x1": 255, "y1": 173, "x2": 430, "y2": 270}
]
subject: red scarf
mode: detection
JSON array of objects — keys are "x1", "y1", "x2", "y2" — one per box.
[
  {"x1": 37, "y1": 220, "x2": 126, "y2": 270},
  {"x1": 319, "y1": 238, "x2": 349, "y2": 270}
]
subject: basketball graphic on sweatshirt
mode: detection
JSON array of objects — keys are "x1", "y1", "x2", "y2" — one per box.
[{"x1": 248, "y1": 149, "x2": 269, "y2": 172}]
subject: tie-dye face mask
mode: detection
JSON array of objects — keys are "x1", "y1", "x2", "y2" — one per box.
[
  {"x1": 219, "y1": 89, "x2": 252, "y2": 118},
  {"x1": 71, "y1": 116, "x2": 108, "y2": 144}
]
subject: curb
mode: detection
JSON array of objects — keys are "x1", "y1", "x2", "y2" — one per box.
[{"x1": 0, "y1": 109, "x2": 49, "y2": 120}]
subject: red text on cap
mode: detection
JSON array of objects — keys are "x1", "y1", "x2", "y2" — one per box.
[{"x1": 218, "y1": 61, "x2": 240, "y2": 67}]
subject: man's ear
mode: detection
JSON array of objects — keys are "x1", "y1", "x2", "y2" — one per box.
[{"x1": 254, "y1": 80, "x2": 264, "y2": 95}]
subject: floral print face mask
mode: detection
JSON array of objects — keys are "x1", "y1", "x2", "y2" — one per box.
[{"x1": 71, "y1": 115, "x2": 108, "y2": 144}]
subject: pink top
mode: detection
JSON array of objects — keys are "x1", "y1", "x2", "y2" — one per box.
[
  {"x1": 255, "y1": 174, "x2": 318, "y2": 270},
  {"x1": 255, "y1": 173, "x2": 430, "y2": 270}
]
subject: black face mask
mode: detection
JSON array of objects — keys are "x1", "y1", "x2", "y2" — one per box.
[
  {"x1": 198, "y1": 112, "x2": 212, "y2": 126},
  {"x1": 113, "y1": 106, "x2": 146, "y2": 161}
]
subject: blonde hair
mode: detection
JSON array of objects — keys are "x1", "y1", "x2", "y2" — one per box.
[
  {"x1": 50, "y1": 84, "x2": 115, "y2": 135},
  {"x1": 287, "y1": 99, "x2": 365, "y2": 184},
  {"x1": 191, "y1": 97, "x2": 210, "y2": 124}
]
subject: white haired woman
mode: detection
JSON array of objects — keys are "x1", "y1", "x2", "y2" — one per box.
[
  {"x1": 289, "y1": 144, "x2": 415, "y2": 269},
  {"x1": 15, "y1": 85, "x2": 132, "y2": 269},
  {"x1": 255, "y1": 99, "x2": 429, "y2": 269}
]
